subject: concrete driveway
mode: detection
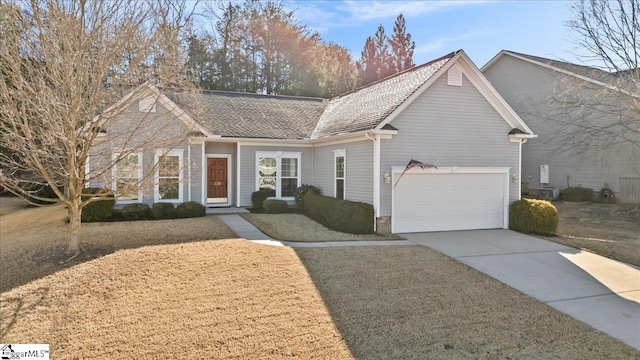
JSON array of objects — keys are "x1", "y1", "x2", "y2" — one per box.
[{"x1": 401, "y1": 229, "x2": 640, "y2": 350}]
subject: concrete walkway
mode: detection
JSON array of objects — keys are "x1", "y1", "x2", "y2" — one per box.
[{"x1": 218, "y1": 215, "x2": 640, "y2": 350}]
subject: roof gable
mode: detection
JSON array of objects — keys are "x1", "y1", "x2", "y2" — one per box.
[
  {"x1": 375, "y1": 50, "x2": 534, "y2": 136},
  {"x1": 311, "y1": 52, "x2": 456, "y2": 138},
  {"x1": 482, "y1": 50, "x2": 639, "y2": 98}
]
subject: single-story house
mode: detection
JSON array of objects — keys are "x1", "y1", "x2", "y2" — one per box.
[
  {"x1": 482, "y1": 50, "x2": 640, "y2": 203},
  {"x1": 90, "y1": 49, "x2": 535, "y2": 233}
]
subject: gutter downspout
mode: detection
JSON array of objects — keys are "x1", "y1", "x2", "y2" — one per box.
[{"x1": 365, "y1": 132, "x2": 381, "y2": 232}]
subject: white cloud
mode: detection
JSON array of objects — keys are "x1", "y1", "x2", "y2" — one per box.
[{"x1": 336, "y1": 0, "x2": 493, "y2": 22}]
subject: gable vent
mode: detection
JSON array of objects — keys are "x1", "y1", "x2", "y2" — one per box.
[{"x1": 447, "y1": 64, "x2": 462, "y2": 87}]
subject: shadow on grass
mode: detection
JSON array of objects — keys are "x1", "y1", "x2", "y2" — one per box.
[
  {"x1": 292, "y1": 245, "x2": 462, "y2": 359},
  {"x1": 1, "y1": 215, "x2": 236, "y2": 293},
  {"x1": 291, "y1": 245, "x2": 640, "y2": 359},
  {"x1": 0, "y1": 287, "x2": 49, "y2": 338}
]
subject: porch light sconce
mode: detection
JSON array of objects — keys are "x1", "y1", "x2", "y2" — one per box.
[
  {"x1": 512, "y1": 172, "x2": 519, "y2": 183},
  {"x1": 383, "y1": 172, "x2": 391, "y2": 184}
]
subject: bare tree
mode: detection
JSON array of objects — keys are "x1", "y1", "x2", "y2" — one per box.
[
  {"x1": 555, "y1": 0, "x2": 640, "y2": 153},
  {"x1": 0, "y1": 0, "x2": 200, "y2": 257}
]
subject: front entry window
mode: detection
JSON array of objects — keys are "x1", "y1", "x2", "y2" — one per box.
[{"x1": 256, "y1": 152, "x2": 301, "y2": 199}]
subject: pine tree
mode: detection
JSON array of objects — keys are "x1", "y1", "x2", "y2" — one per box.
[{"x1": 389, "y1": 13, "x2": 415, "y2": 72}]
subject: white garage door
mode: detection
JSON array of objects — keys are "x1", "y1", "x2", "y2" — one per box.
[{"x1": 392, "y1": 170, "x2": 508, "y2": 233}]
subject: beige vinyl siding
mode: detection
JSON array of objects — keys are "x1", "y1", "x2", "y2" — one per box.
[
  {"x1": 312, "y1": 140, "x2": 373, "y2": 203},
  {"x1": 204, "y1": 142, "x2": 236, "y2": 205},
  {"x1": 380, "y1": 73, "x2": 520, "y2": 217},
  {"x1": 238, "y1": 145, "x2": 312, "y2": 206},
  {"x1": 483, "y1": 55, "x2": 640, "y2": 196}
]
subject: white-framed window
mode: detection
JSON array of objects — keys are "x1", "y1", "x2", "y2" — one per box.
[
  {"x1": 112, "y1": 152, "x2": 143, "y2": 203},
  {"x1": 155, "y1": 149, "x2": 184, "y2": 202},
  {"x1": 334, "y1": 149, "x2": 346, "y2": 199},
  {"x1": 256, "y1": 151, "x2": 301, "y2": 199}
]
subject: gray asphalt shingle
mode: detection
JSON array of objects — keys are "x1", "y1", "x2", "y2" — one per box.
[{"x1": 164, "y1": 51, "x2": 456, "y2": 140}]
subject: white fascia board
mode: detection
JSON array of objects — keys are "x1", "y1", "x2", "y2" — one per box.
[
  {"x1": 391, "y1": 166, "x2": 511, "y2": 174},
  {"x1": 456, "y1": 52, "x2": 536, "y2": 135},
  {"x1": 375, "y1": 52, "x2": 462, "y2": 130}
]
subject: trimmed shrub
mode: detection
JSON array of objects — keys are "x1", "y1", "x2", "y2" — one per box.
[
  {"x1": 509, "y1": 198, "x2": 558, "y2": 236},
  {"x1": 81, "y1": 187, "x2": 115, "y2": 222},
  {"x1": 560, "y1": 186, "x2": 594, "y2": 202},
  {"x1": 251, "y1": 189, "x2": 270, "y2": 211},
  {"x1": 263, "y1": 199, "x2": 289, "y2": 214},
  {"x1": 304, "y1": 193, "x2": 374, "y2": 234},
  {"x1": 176, "y1": 201, "x2": 206, "y2": 218},
  {"x1": 152, "y1": 202, "x2": 176, "y2": 220},
  {"x1": 121, "y1": 203, "x2": 152, "y2": 221},
  {"x1": 294, "y1": 184, "x2": 320, "y2": 210}
]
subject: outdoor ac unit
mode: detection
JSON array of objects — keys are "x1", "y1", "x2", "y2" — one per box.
[{"x1": 538, "y1": 187, "x2": 559, "y2": 200}]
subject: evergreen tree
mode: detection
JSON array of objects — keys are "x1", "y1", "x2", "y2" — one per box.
[{"x1": 389, "y1": 13, "x2": 415, "y2": 72}]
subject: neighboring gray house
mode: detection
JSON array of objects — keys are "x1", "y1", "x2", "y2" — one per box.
[
  {"x1": 91, "y1": 50, "x2": 534, "y2": 233},
  {"x1": 482, "y1": 50, "x2": 640, "y2": 203}
]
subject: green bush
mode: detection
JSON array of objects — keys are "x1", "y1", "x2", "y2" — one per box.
[
  {"x1": 251, "y1": 190, "x2": 270, "y2": 211},
  {"x1": 509, "y1": 198, "x2": 558, "y2": 236},
  {"x1": 263, "y1": 199, "x2": 289, "y2": 214},
  {"x1": 121, "y1": 203, "x2": 152, "y2": 221},
  {"x1": 176, "y1": 201, "x2": 206, "y2": 218},
  {"x1": 304, "y1": 193, "x2": 374, "y2": 234},
  {"x1": 560, "y1": 186, "x2": 594, "y2": 202},
  {"x1": 294, "y1": 184, "x2": 320, "y2": 210},
  {"x1": 81, "y1": 187, "x2": 115, "y2": 222},
  {"x1": 152, "y1": 202, "x2": 176, "y2": 219}
]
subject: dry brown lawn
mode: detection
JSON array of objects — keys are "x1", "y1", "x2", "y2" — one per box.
[
  {"x1": 1, "y1": 240, "x2": 352, "y2": 359},
  {"x1": 2, "y1": 240, "x2": 637, "y2": 359},
  {"x1": 242, "y1": 213, "x2": 404, "y2": 241},
  {"x1": 2, "y1": 202, "x2": 638, "y2": 358},
  {"x1": 0, "y1": 196, "x2": 28, "y2": 216},
  {"x1": 0, "y1": 205, "x2": 236, "y2": 292},
  {"x1": 544, "y1": 201, "x2": 640, "y2": 266}
]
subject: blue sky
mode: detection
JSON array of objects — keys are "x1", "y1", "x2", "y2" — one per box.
[{"x1": 282, "y1": 0, "x2": 579, "y2": 68}]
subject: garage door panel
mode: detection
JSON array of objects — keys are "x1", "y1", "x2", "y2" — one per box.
[{"x1": 393, "y1": 172, "x2": 506, "y2": 233}]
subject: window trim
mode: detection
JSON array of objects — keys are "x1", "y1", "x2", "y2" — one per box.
[
  {"x1": 333, "y1": 149, "x2": 346, "y2": 199},
  {"x1": 112, "y1": 151, "x2": 143, "y2": 204},
  {"x1": 255, "y1": 151, "x2": 302, "y2": 200},
  {"x1": 154, "y1": 148, "x2": 184, "y2": 203}
]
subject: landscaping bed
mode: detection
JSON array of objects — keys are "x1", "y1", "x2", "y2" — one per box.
[
  {"x1": 543, "y1": 201, "x2": 640, "y2": 266},
  {"x1": 242, "y1": 213, "x2": 403, "y2": 242}
]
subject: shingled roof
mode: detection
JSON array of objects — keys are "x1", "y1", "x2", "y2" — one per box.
[
  {"x1": 164, "y1": 90, "x2": 327, "y2": 139},
  {"x1": 311, "y1": 52, "x2": 455, "y2": 138},
  {"x1": 500, "y1": 51, "x2": 622, "y2": 85},
  {"x1": 161, "y1": 51, "x2": 457, "y2": 140}
]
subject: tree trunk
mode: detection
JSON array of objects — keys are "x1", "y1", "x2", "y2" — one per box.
[{"x1": 67, "y1": 207, "x2": 82, "y2": 256}]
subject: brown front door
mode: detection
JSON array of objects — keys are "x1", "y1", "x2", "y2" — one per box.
[{"x1": 207, "y1": 158, "x2": 228, "y2": 202}]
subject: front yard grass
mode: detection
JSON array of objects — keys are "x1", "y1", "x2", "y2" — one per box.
[
  {"x1": 0, "y1": 204, "x2": 237, "y2": 293},
  {"x1": 544, "y1": 201, "x2": 640, "y2": 266},
  {"x1": 2, "y1": 239, "x2": 637, "y2": 359},
  {"x1": 242, "y1": 213, "x2": 403, "y2": 241}
]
